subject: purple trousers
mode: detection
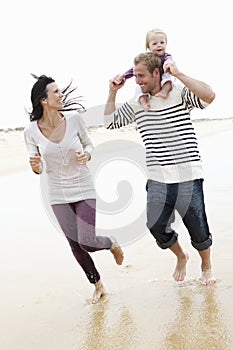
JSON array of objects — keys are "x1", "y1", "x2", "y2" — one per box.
[{"x1": 52, "y1": 199, "x2": 112, "y2": 284}]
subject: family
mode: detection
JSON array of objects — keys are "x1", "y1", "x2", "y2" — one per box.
[{"x1": 24, "y1": 28, "x2": 216, "y2": 304}]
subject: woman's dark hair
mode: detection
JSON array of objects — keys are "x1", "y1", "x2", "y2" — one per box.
[{"x1": 29, "y1": 74, "x2": 85, "y2": 121}]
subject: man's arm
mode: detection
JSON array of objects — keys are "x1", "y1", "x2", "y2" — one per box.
[
  {"x1": 163, "y1": 60, "x2": 215, "y2": 104},
  {"x1": 104, "y1": 75, "x2": 126, "y2": 115}
]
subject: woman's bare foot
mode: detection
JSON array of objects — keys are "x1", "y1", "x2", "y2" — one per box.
[
  {"x1": 110, "y1": 238, "x2": 124, "y2": 265},
  {"x1": 173, "y1": 253, "x2": 189, "y2": 282},
  {"x1": 90, "y1": 280, "x2": 106, "y2": 304},
  {"x1": 199, "y1": 269, "x2": 216, "y2": 286}
]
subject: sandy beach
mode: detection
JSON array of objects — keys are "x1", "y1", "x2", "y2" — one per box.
[{"x1": 1, "y1": 117, "x2": 233, "y2": 349}]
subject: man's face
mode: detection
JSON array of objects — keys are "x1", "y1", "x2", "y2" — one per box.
[{"x1": 134, "y1": 62, "x2": 158, "y2": 94}]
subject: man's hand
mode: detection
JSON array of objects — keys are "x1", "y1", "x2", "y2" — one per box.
[
  {"x1": 104, "y1": 75, "x2": 126, "y2": 115},
  {"x1": 109, "y1": 75, "x2": 126, "y2": 91},
  {"x1": 163, "y1": 60, "x2": 215, "y2": 104},
  {"x1": 163, "y1": 60, "x2": 179, "y2": 77}
]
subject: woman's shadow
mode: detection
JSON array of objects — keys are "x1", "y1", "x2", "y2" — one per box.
[{"x1": 79, "y1": 296, "x2": 137, "y2": 350}]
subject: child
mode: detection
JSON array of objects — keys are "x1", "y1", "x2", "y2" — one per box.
[{"x1": 123, "y1": 28, "x2": 174, "y2": 111}]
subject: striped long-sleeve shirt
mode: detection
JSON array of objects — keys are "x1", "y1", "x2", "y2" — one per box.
[{"x1": 104, "y1": 84, "x2": 208, "y2": 183}]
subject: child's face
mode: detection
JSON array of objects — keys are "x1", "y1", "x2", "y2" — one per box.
[{"x1": 148, "y1": 33, "x2": 167, "y2": 56}]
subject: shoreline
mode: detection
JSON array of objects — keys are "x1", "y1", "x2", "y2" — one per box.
[
  {"x1": 1, "y1": 116, "x2": 232, "y2": 133},
  {"x1": 1, "y1": 117, "x2": 233, "y2": 176}
]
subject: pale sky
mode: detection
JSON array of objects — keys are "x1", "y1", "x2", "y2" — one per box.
[{"x1": 1, "y1": 0, "x2": 232, "y2": 128}]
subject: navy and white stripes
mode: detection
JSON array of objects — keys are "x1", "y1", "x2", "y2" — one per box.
[{"x1": 105, "y1": 85, "x2": 206, "y2": 183}]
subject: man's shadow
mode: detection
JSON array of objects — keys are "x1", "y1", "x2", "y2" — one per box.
[{"x1": 159, "y1": 283, "x2": 232, "y2": 350}]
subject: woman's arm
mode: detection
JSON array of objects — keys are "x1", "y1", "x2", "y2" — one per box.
[{"x1": 24, "y1": 126, "x2": 43, "y2": 174}]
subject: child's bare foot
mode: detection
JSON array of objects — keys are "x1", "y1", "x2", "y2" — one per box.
[
  {"x1": 155, "y1": 90, "x2": 169, "y2": 99},
  {"x1": 110, "y1": 238, "x2": 124, "y2": 265},
  {"x1": 90, "y1": 280, "x2": 106, "y2": 304},
  {"x1": 173, "y1": 253, "x2": 189, "y2": 282},
  {"x1": 139, "y1": 95, "x2": 150, "y2": 111},
  {"x1": 142, "y1": 103, "x2": 151, "y2": 112},
  {"x1": 199, "y1": 269, "x2": 216, "y2": 286}
]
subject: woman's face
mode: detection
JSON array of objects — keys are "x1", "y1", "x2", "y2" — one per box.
[{"x1": 43, "y1": 82, "x2": 64, "y2": 110}]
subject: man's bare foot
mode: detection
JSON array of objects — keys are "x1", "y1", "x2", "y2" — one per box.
[
  {"x1": 199, "y1": 269, "x2": 216, "y2": 286},
  {"x1": 90, "y1": 280, "x2": 106, "y2": 304},
  {"x1": 110, "y1": 238, "x2": 124, "y2": 265},
  {"x1": 155, "y1": 90, "x2": 169, "y2": 99},
  {"x1": 173, "y1": 253, "x2": 189, "y2": 282}
]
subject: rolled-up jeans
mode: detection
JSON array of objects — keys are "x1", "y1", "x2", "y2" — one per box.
[{"x1": 146, "y1": 179, "x2": 212, "y2": 250}]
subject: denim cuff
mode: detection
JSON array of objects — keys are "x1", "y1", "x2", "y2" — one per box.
[
  {"x1": 157, "y1": 232, "x2": 178, "y2": 250},
  {"x1": 191, "y1": 233, "x2": 212, "y2": 251}
]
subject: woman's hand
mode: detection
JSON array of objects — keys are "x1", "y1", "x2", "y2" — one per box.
[
  {"x1": 29, "y1": 152, "x2": 42, "y2": 174},
  {"x1": 75, "y1": 151, "x2": 90, "y2": 165}
]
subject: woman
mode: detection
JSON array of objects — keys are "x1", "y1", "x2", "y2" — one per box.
[{"x1": 24, "y1": 74, "x2": 124, "y2": 303}]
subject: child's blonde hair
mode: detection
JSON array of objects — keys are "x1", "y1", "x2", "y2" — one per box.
[{"x1": 145, "y1": 28, "x2": 168, "y2": 50}]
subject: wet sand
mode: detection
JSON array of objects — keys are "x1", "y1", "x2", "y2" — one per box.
[{"x1": 1, "y1": 118, "x2": 233, "y2": 349}]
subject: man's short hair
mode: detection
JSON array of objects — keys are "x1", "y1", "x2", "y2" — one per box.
[{"x1": 134, "y1": 52, "x2": 163, "y2": 76}]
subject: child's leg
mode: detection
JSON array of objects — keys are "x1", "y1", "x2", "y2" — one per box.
[
  {"x1": 139, "y1": 95, "x2": 151, "y2": 111},
  {"x1": 155, "y1": 81, "x2": 172, "y2": 99}
]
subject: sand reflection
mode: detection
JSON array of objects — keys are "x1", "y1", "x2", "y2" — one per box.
[
  {"x1": 160, "y1": 283, "x2": 232, "y2": 350},
  {"x1": 80, "y1": 296, "x2": 137, "y2": 350}
]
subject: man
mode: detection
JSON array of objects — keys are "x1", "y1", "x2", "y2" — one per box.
[{"x1": 104, "y1": 52, "x2": 216, "y2": 285}]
